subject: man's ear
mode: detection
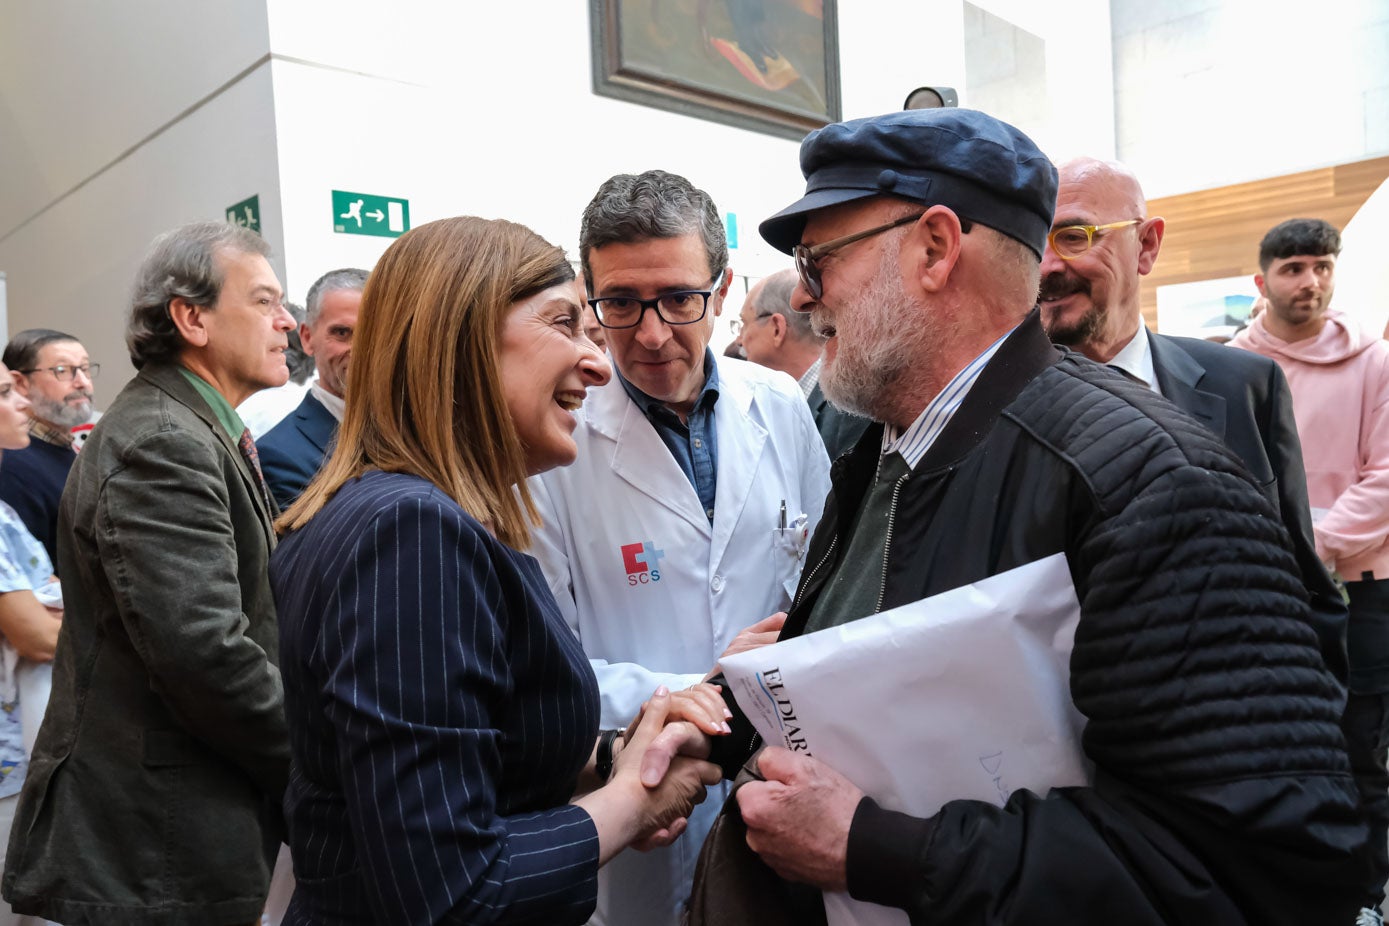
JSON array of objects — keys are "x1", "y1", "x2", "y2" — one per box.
[
  {"x1": 768, "y1": 312, "x2": 788, "y2": 346},
  {"x1": 710, "y1": 267, "x2": 733, "y2": 318},
  {"x1": 167, "y1": 297, "x2": 211, "y2": 348},
  {"x1": 1254, "y1": 274, "x2": 1267, "y2": 297},
  {"x1": 1136, "y1": 216, "x2": 1166, "y2": 276},
  {"x1": 908, "y1": 207, "x2": 964, "y2": 295},
  {"x1": 11, "y1": 369, "x2": 31, "y2": 398},
  {"x1": 298, "y1": 322, "x2": 317, "y2": 358}
]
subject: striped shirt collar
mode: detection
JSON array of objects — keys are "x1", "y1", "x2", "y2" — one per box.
[
  {"x1": 797, "y1": 356, "x2": 822, "y2": 398},
  {"x1": 882, "y1": 330, "x2": 1010, "y2": 469}
]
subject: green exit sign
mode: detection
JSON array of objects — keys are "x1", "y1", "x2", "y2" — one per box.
[
  {"x1": 332, "y1": 190, "x2": 409, "y2": 238},
  {"x1": 226, "y1": 195, "x2": 260, "y2": 234}
]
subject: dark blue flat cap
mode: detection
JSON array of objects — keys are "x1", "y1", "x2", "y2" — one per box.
[{"x1": 760, "y1": 108, "x2": 1058, "y2": 259}]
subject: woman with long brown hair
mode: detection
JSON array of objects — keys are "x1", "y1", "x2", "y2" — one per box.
[{"x1": 270, "y1": 216, "x2": 722, "y2": 924}]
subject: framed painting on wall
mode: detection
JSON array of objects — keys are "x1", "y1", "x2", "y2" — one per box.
[{"x1": 590, "y1": 0, "x2": 841, "y2": 141}]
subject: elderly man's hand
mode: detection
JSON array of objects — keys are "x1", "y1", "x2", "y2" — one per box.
[
  {"x1": 629, "y1": 719, "x2": 718, "y2": 851},
  {"x1": 705, "y1": 611, "x2": 787, "y2": 681},
  {"x1": 736, "y1": 746, "x2": 864, "y2": 892}
]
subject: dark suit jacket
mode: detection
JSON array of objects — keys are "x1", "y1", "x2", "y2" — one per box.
[
  {"x1": 808, "y1": 382, "x2": 870, "y2": 462},
  {"x1": 3, "y1": 363, "x2": 289, "y2": 926},
  {"x1": 270, "y1": 471, "x2": 602, "y2": 923},
  {"x1": 257, "y1": 391, "x2": 337, "y2": 510},
  {"x1": 1150, "y1": 332, "x2": 1349, "y2": 681}
]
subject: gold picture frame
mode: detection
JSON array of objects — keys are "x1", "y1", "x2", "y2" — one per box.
[{"x1": 590, "y1": 0, "x2": 842, "y2": 141}]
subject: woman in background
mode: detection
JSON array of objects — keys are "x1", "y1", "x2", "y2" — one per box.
[
  {"x1": 0, "y1": 363, "x2": 61, "y2": 926},
  {"x1": 270, "y1": 216, "x2": 722, "y2": 925}
]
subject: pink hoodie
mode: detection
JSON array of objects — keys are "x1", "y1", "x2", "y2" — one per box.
[{"x1": 1231, "y1": 309, "x2": 1389, "y2": 579}]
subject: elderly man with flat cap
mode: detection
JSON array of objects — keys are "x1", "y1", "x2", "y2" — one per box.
[{"x1": 643, "y1": 108, "x2": 1368, "y2": 924}]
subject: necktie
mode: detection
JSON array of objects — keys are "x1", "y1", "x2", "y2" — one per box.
[{"x1": 237, "y1": 428, "x2": 277, "y2": 514}]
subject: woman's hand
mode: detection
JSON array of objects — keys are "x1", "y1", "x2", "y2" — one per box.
[
  {"x1": 624, "y1": 682, "x2": 730, "y2": 743},
  {"x1": 614, "y1": 688, "x2": 722, "y2": 848},
  {"x1": 575, "y1": 687, "x2": 721, "y2": 865}
]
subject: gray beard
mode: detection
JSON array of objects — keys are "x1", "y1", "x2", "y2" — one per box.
[
  {"x1": 32, "y1": 393, "x2": 92, "y2": 429},
  {"x1": 818, "y1": 258, "x2": 920, "y2": 423}
]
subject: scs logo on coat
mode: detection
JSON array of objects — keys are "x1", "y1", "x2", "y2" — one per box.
[{"x1": 620, "y1": 541, "x2": 665, "y2": 586}]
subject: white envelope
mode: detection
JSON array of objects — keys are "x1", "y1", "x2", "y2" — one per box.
[{"x1": 721, "y1": 553, "x2": 1091, "y2": 926}]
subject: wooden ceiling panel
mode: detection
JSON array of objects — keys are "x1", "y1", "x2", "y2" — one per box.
[{"x1": 1140, "y1": 156, "x2": 1389, "y2": 328}]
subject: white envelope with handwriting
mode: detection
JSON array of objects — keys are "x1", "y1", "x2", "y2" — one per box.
[{"x1": 721, "y1": 553, "x2": 1091, "y2": 926}]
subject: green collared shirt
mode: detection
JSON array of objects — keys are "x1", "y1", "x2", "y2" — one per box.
[{"x1": 178, "y1": 368, "x2": 247, "y2": 442}]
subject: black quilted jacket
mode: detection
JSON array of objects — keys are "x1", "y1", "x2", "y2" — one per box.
[{"x1": 712, "y1": 311, "x2": 1368, "y2": 925}]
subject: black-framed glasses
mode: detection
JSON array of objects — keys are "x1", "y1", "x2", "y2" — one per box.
[
  {"x1": 20, "y1": 363, "x2": 100, "y2": 383},
  {"x1": 1047, "y1": 219, "x2": 1141, "y2": 260},
  {"x1": 588, "y1": 272, "x2": 722, "y2": 330},
  {"x1": 793, "y1": 213, "x2": 925, "y2": 300}
]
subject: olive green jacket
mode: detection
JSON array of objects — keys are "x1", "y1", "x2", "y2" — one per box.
[{"x1": 2, "y1": 364, "x2": 289, "y2": 926}]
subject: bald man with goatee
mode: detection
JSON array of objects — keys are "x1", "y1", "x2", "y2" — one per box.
[{"x1": 1039, "y1": 155, "x2": 1348, "y2": 686}]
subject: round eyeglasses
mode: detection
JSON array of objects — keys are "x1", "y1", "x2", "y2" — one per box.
[
  {"x1": 588, "y1": 272, "x2": 722, "y2": 330},
  {"x1": 20, "y1": 363, "x2": 100, "y2": 382},
  {"x1": 1047, "y1": 220, "x2": 1141, "y2": 260}
]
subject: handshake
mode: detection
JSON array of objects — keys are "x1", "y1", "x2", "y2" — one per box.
[{"x1": 573, "y1": 611, "x2": 789, "y2": 865}]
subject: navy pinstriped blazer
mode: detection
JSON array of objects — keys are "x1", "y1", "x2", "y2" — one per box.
[{"x1": 269, "y1": 470, "x2": 602, "y2": 924}]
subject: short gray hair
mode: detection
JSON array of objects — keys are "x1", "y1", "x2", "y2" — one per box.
[
  {"x1": 304, "y1": 267, "x2": 368, "y2": 326},
  {"x1": 579, "y1": 170, "x2": 727, "y2": 290},
  {"x1": 750, "y1": 269, "x2": 818, "y2": 344},
  {"x1": 126, "y1": 222, "x2": 271, "y2": 370},
  {"x1": 282, "y1": 301, "x2": 316, "y2": 385}
]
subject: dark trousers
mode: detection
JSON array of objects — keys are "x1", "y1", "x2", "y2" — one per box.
[{"x1": 1345, "y1": 576, "x2": 1389, "y2": 908}]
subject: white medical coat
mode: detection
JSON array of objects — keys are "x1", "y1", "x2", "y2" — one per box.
[{"x1": 527, "y1": 356, "x2": 832, "y2": 926}]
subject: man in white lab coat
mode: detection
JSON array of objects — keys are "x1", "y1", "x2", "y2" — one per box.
[{"x1": 528, "y1": 169, "x2": 831, "y2": 926}]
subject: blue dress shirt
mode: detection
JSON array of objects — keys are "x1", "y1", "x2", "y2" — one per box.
[{"x1": 616, "y1": 349, "x2": 721, "y2": 522}]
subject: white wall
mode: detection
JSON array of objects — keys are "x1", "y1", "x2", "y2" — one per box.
[
  {"x1": 5, "y1": 0, "x2": 1386, "y2": 384},
  {"x1": 0, "y1": 66, "x2": 282, "y2": 398},
  {"x1": 961, "y1": 0, "x2": 1116, "y2": 163},
  {"x1": 265, "y1": 0, "x2": 958, "y2": 353},
  {"x1": 0, "y1": 0, "x2": 276, "y2": 396},
  {"x1": 0, "y1": 0, "x2": 272, "y2": 239},
  {"x1": 1112, "y1": 0, "x2": 1389, "y2": 198},
  {"x1": 2, "y1": 0, "x2": 959, "y2": 384}
]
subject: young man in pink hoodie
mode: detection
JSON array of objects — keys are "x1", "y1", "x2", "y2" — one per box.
[{"x1": 1232, "y1": 217, "x2": 1389, "y2": 920}]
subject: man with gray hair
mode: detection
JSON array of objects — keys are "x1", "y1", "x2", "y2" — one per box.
[
  {"x1": 0, "y1": 328, "x2": 98, "y2": 570},
  {"x1": 3, "y1": 221, "x2": 293, "y2": 925},
  {"x1": 733, "y1": 268, "x2": 867, "y2": 459},
  {"x1": 527, "y1": 169, "x2": 830, "y2": 925},
  {"x1": 257, "y1": 267, "x2": 367, "y2": 509}
]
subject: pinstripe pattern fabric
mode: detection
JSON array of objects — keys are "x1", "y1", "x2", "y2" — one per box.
[
  {"x1": 882, "y1": 332, "x2": 1005, "y2": 467},
  {"x1": 270, "y1": 470, "x2": 602, "y2": 925}
]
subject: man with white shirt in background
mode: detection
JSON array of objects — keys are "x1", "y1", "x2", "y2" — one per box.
[
  {"x1": 257, "y1": 267, "x2": 366, "y2": 510},
  {"x1": 1038, "y1": 157, "x2": 1345, "y2": 687}
]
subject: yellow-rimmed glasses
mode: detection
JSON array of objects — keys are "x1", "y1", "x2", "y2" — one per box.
[{"x1": 1047, "y1": 220, "x2": 1141, "y2": 260}]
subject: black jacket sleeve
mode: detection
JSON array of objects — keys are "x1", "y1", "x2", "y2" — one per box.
[{"x1": 843, "y1": 454, "x2": 1366, "y2": 923}]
